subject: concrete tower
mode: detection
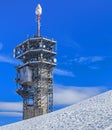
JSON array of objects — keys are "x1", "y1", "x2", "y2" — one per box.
[{"x1": 14, "y1": 4, "x2": 57, "y2": 119}]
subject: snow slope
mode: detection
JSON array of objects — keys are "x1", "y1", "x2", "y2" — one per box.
[
  {"x1": 105, "y1": 125, "x2": 112, "y2": 130},
  {"x1": 0, "y1": 90, "x2": 112, "y2": 130}
]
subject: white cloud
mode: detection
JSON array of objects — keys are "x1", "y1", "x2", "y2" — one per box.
[
  {"x1": 54, "y1": 68, "x2": 75, "y2": 77},
  {"x1": 90, "y1": 56, "x2": 104, "y2": 62},
  {"x1": 73, "y1": 56, "x2": 104, "y2": 64},
  {"x1": 54, "y1": 85, "x2": 108, "y2": 105},
  {"x1": 0, "y1": 102, "x2": 22, "y2": 111},
  {"x1": 0, "y1": 112, "x2": 22, "y2": 117},
  {"x1": 0, "y1": 43, "x2": 19, "y2": 65},
  {"x1": 0, "y1": 102, "x2": 22, "y2": 117},
  {"x1": 0, "y1": 55, "x2": 18, "y2": 65}
]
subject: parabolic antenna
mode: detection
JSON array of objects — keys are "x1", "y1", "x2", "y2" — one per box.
[{"x1": 54, "y1": 58, "x2": 57, "y2": 63}]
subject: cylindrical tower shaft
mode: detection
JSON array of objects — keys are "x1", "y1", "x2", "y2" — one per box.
[{"x1": 38, "y1": 14, "x2": 41, "y2": 37}]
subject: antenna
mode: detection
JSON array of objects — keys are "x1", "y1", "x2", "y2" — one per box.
[
  {"x1": 14, "y1": 4, "x2": 57, "y2": 120},
  {"x1": 35, "y1": 4, "x2": 42, "y2": 37}
]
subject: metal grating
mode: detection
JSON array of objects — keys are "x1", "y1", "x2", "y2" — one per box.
[{"x1": 14, "y1": 37, "x2": 56, "y2": 119}]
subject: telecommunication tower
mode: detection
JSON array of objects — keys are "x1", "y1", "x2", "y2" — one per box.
[{"x1": 14, "y1": 4, "x2": 57, "y2": 119}]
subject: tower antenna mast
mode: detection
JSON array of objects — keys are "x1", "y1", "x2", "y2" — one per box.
[
  {"x1": 35, "y1": 4, "x2": 42, "y2": 37},
  {"x1": 14, "y1": 3, "x2": 57, "y2": 120}
]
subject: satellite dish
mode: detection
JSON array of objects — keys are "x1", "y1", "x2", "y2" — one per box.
[
  {"x1": 53, "y1": 58, "x2": 57, "y2": 63},
  {"x1": 35, "y1": 4, "x2": 42, "y2": 15},
  {"x1": 43, "y1": 45, "x2": 46, "y2": 48}
]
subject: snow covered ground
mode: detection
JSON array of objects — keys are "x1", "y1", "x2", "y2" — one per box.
[{"x1": 0, "y1": 90, "x2": 112, "y2": 130}]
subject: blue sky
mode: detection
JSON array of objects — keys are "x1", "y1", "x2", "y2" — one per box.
[{"x1": 0, "y1": 0, "x2": 112, "y2": 126}]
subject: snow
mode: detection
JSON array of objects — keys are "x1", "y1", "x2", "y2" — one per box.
[
  {"x1": 105, "y1": 125, "x2": 112, "y2": 130},
  {"x1": 0, "y1": 90, "x2": 112, "y2": 130}
]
